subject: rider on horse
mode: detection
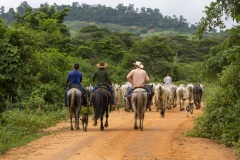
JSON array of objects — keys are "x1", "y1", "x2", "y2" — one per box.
[
  {"x1": 64, "y1": 63, "x2": 88, "y2": 107},
  {"x1": 125, "y1": 61, "x2": 152, "y2": 109},
  {"x1": 90, "y1": 61, "x2": 116, "y2": 105}
]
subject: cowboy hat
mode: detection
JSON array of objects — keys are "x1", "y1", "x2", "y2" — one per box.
[
  {"x1": 96, "y1": 61, "x2": 108, "y2": 68},
  {"x1": 133, "y1": 61, "x2": 144, "y2": 68}
]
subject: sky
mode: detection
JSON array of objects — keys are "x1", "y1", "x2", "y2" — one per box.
[{"x1": 1, "y1": 0, "x2": 236, "y2": 28}]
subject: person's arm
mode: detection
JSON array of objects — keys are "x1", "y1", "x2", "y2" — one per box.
[
  {"x1": 127, "y1": 70, "x2": 133, "y2": 85},
  {"x1": 66, "y1": 72, "x2": 71, "y2": 83},
  {"x1": 145, "y1": 73, "x2": 149, "y2": 84}
]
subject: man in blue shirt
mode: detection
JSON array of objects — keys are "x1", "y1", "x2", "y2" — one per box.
[{"x1": 64, "y1": 63, "x2": 88, "y2": 107}]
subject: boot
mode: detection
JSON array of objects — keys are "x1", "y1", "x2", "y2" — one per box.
[
  {"x1": 127, "y1": 96, "x2": 132, "y2": 111},
  {"x1": 146, "y1": 94, "x2": 152, "y2": 108}
]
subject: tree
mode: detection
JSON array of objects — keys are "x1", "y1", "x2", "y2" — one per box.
[{"x1": 196, "y1": 0, "x2": 239, "y2": 39}]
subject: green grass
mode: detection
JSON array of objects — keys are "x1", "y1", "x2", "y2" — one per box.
[
  {"x1": 0, "y1": 108, "x2": 68, "y2": 154},
  {"x1": 64, "y1": 21, "x2": 195, "y2": 38}
]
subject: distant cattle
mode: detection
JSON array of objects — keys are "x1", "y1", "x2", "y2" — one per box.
[
  {"x1": 166, "y1": 84, "x2": 177, "y2": 109},
  {"x1": 112, "y1": 83, "x2": 121, "y2": 111},
  {"x1": 86, "y1": 84, "x2": 93, "y2": 106},
  {"x1": 193, "y1": 83, "x2": 203, "y2": 109},
  {"x1": 154, "y1": 83, "x2": 170, "y2": 118},
  {"x1": 120, "y1": 82, "x2": 132, "y2": 112},
  {"x1": 186, "y1": 83, "x2": 194, "y2": 104},
  {"x1": 176, "y1": 84, "x2": 188, "y2": 111}
]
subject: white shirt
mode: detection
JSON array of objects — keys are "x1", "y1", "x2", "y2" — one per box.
[{"x1": 164, "y1": 76, "x2": 172, "y2": 84}]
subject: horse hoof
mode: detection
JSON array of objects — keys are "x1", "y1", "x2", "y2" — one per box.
[
  {"x1": 101, "y1": 128, "x2": 104, "y2": 131},
  {"x1": 134, "y1": 126, "x2": 138, "y2": 130},
  {"x1": 104, "y1": 124, "x2": 108, "y2": 128},
  {"x1": 93, "y1": 122, "x2": 97, "y2": 126}
]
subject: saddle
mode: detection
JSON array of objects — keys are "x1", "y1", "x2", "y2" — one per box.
[
  {"x1": 92, "y1": 86, "x2": 111, "y2": 97},
  {"x1": 130, "y1": 87, "x2": 146, "y2": 96},
  {"x1": 70, "y1": 85, "x2": 85, "y2": 94}
]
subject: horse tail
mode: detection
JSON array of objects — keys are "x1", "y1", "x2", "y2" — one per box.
[
  {"x1": 137, "y1": 90, "x2": 144, "y2": 119},
  {"x1": 70, "y1": 89, "x2": 76, "y2": 117},
  {"x1": 94, "y1": 90, "x2": 103, "y2": 120}
]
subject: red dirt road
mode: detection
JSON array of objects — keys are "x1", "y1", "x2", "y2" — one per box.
[{"x1": 1, "y1": 104, "x2": 238, "y2": 160}]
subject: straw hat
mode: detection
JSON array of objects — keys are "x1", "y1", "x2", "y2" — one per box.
[
  {"x1": 96, "y1": 61, "x2": 108, "y2": 68},
  {"x1": 133, "y1": 61, "x2": 144, "y2": 68}
]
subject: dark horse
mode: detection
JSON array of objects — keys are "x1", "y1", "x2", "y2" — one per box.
[
  {"x1": 131, "y1": 88, "x2": 148, "y2": 131},
  {"x1": 193, "y1": 84, "x2": 203, "y2": 109},
  {"x1": 92, "y1": 87, "x2": 111, "y2": 131},
  {"x1": 67, "y1": 88, "x2": 83, "y2": 130}
]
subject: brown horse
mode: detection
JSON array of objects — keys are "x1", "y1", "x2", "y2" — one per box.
[
  {"x1": 92, "y1": 87, "x2": 111, "y2": 131},
  {"x1": 67, "y1": 88, "x2": 83, "y2": 130}
]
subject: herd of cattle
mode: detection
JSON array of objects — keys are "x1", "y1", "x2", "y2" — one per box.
[{"x1": 86, "y1": 82, "x2": 204, "y2": 117}]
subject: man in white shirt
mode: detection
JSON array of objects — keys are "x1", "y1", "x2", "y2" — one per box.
[{"x1": 163, "y1": 74, "x2": 172, "y2": 84}]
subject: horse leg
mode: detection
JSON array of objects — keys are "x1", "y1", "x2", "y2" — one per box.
[
  {"x1": 139, "y1": 114, "x2": 144, "y2": 131},
  {"x1": 100, "y1": 115, "x2": 104, "y2": 131},
  {"x1": 134, "y1": 112, "x2": 138, "y2": 130},
  {"x1": 70, "y1": 115, "x2": 74, "y2": 130},
  {"x1": 104, "y1": 107, "x2": 109, "y2": 128},
  {"x1": 93, "y1": 120, "x2": 98, "y2": 126},
  {"x1": 75, "y1": 112, "x2": 80, "y2": 130}
]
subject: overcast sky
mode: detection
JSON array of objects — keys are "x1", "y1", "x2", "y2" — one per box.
[{"x1": 1, "y1": 0, "x2": 236, "y2": 28}]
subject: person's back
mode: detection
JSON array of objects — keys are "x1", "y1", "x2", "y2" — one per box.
[
  {"x1": 67, "y1": 69, "x2": 82, "y2": 86},
  {"x1": 164, "y1": 75, "x2": 172, "y2": 84},
  {"x1": 127, "y1": 68, "x2": 148, "y2": 88},
  {"x1": 93, "y1": 68, "x2": 111, "y2": 87}
]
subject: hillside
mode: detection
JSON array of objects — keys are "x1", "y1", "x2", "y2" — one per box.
[{"x1": 64, "y1": 20, "x2": 196, "y2": 38}]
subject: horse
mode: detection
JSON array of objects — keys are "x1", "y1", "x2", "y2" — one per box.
[
  {"x1": 193, "y1": 83, "x2": 203, "y2": 109},
  {"x1": 92, "y1": 87, "x2": 111, "y2": 131},
  {"x1": 67, "y1": 88, "x2": 83, "y2": 130},
  {"x1": 131, "y1": 88, "x2": 148, "y2": 131}
]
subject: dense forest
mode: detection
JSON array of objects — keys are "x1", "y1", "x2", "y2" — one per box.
[
  {"x1": 1, "y1": 1, "x2": 204, "y2": 32},
  {"x1": 0, "y1": 0, "x2": 239, "y2": 157}
]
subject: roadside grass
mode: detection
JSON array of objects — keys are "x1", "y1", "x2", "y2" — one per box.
[{"x1": 0, "y1": 107, "x2": 68, "y2": 154}]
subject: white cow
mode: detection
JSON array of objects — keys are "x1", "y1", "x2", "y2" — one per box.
[
  {"x1": 154, "y1": 83, "x2": 170, "y2": 118},
  {"x1": 167, "y1": 84, "x2": 178, "y2": 108},
  {"x1": 186, "y1": 83, "x2": 194, "y2": 104},
  {"x1": 120, "y1": 82, "x2": 132, "y2": 111},
  {"x1": 176, "y1": 84, "x2": 189, "y2": 111},
  {"x1": 112, "y1": 83, "x2": 121, "y2": 111}
]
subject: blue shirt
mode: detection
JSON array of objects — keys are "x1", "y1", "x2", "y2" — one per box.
[{"x1": 67, "y1": 69, "x2": 82, "y2": 85}]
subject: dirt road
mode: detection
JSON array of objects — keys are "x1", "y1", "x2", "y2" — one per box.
[{"x1": 1, "y1": 104, "x2": 238, "y2": 160}]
